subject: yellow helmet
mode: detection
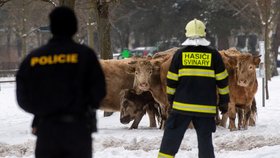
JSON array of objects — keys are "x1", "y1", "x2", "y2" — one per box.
[{"x1": 185, "y1": 18, "x2": 206, "y2": 38}]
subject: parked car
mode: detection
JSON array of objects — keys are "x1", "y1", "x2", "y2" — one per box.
[
  {"x1": 113, "y1": 53, "x2": 121, "y2": 59},
  {"x1": 130, "y1": 46, "x2": 158, "y2": 57}
]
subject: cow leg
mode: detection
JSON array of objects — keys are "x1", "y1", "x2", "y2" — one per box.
[
  {"x1": 244, "y1": 106, "x2": 252, "y2": 130},
  {"x1": 150, "y1": 90, "x2": 170, "y2": 129},
  {"x1": 221, "y1": 112, "x2": 228, "y2": 128},
  {"x1": 249, "y1": 98, "x2": 257, "y2": 126},
  {"x1": 236, "y1": 107, "x2": 244, "y2": 130},
  {"x1": 215, "y1": 108, "x2": 221, "y2": 125},
  {"x1": 148, "y1": 102, "x2": 163, "y2": 129},
  {"x1": 228, "y1": 102, "x2": 237, "y2": 131},
  {"x1": 220, "y1": 103, "x2": 229, "y2": 128},
  {"x1": 249, "y1": 112, "x2": 257, "y2": 126},
  {"x1": 188, "y1": 121, "x2": 194, "y2": 129},
  {"x1": 104, "y1": 111, "x2": 114, "y2": 117},
  {"x1": 155, "y1": 103, "x2": 163, "y2": 128},
  {"x1": 146, "y1": 104, "x2": 157, "y2": 128},
  {"x1": 130, "y1": 113, "x2": 145, "y2": 129},
  {"x1": 158, "y1": 102, "x2": 169, "y2": 121}
]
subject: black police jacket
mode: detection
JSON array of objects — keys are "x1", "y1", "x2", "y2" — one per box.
[
  {"x1": 166, "y1": 46, "x2": 229, "y2": 117},
  {"x1": 16, "y1": 36, "x2": 106, "y2": 117}
]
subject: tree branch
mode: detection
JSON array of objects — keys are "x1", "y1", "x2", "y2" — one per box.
[
  {"x1": 40, "y1": 0, "x2": 57, "y2": 7},
  {"x1": 0, "y1": 0, "x2": 10, "y2": 7}
]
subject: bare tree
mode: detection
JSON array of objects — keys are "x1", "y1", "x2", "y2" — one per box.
[
  {"x1": 256, "y1": 0, "x2": 280, "y2": 79},
  {"x1": 58, "y1": 0, "x2": 75, "y2": 8},
  {"x1": 272, "y1": 15, "x2": 280, "y2": 71},
  {"x1": 221, "y1": 0, "x2": 280, "y2": 101},
  {"x1": 222, "y1": 0, "x2": 280, "y2": 78},
  {"x1": 87, "y1": 0, "x2": 119, "y2": 59},
  {"x1": 256, "y1": 0, "x2": 280, "y2": 100},
  {"x1": 0, "y1": 0, "x2": 54, "y2": 70},
  {"x1": 0, "y1": 0, "x2": 57, "y2": 7},
  {"x1": 0, "y1": 0, "x2": 10, "y2": 7},
  {"x1": 2, "y1": 0, "x2": 53, "y2": 58}
]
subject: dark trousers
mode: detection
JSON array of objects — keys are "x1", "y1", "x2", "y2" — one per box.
[
  {"x1": 159, "y1": 111, "x2": 216, "y2": 158},
  {"x1": 35, "y1": 120, "x2": 92, "y2": 158}
]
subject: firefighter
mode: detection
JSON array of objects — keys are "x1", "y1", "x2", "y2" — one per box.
[
  {"x1": 157, "y1": 19, "x2": 229, "y2": 158},
  {"x1": 16, "y1": 6, "x2": 106, "y2": 158}
]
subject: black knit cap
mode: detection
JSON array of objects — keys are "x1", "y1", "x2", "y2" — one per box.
[{"x1": 49, "y1": 6, "x2": 77, "y2": 37}]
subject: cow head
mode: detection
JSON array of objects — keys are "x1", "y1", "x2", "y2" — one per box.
[
  {"x1": 119, "y1": 89, "x2": 148, "y2": 124},
  {"x1": 127, "y1": 59, "x2": 161, "y2": 92},
  {"x1": 225, "y1": 52, "x2": 261, "y2": 87}
]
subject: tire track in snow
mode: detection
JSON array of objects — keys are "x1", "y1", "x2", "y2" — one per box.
[
  {"x1": 0, "y1": 140, "x2": 34, "y2": 157},
  {"x1": 215, "y1": 135, "x2": 280, "y2": 151}
]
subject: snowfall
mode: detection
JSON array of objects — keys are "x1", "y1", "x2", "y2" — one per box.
[{"x1": 1, "y1": 70, "x2": 280, "y2": 158}]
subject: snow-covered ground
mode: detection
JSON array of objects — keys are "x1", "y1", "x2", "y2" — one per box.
[{"x1": 1, "y1": 72, "x2": 280, "y2": 158}]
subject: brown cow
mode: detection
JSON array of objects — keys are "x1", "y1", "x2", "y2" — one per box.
[
  {"x1": 99, "y1": 58, "x2": 162, "y2": 129},
  {"x1": 127, "y1": 48, "x2": 178, "y2": 128},
  {"x1": 131, "y1": 47, "x2": 258, "y2": 131},
  {"x1": 219, "y1": 48, "x2": 261, "y2": 131},
  {"x1": 119, "y1": 89, "x2": 161, "y2": 129},
  {"x1": 98, "y1": 59, "x2": 135, "y2": 112}
]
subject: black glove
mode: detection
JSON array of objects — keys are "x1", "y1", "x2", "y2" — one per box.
[
  {"x1": 218, "y1": 103, "x2": 228, "y2": 114},
  {"x1": 218, "y1": 94, "x2": 229, "y2": 114},
  {"x1": 168, "y1": 95, "x2": 174, "y2": 107}
]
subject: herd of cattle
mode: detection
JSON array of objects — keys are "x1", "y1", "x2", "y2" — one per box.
[{"x1": 98, "y1": 47, "x2": 261, "y2": 131}]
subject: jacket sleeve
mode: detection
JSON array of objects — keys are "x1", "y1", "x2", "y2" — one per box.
[
  {"x1": 16, "y1": 57, "x2": 33, "y2": 113},
  {"x1": 87, "y1": 50, "x2": 107, "y2": 109},
  {"x1": 215, "y1": 51, "x2": 229, "y2": 105},
  {"x1": 166, "y1": 50, "x2": 180, "y2": 105}
]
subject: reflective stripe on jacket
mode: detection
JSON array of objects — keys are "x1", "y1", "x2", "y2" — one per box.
[{"x1": 158, "y1": 152, "x2": 174, "y2": 158}]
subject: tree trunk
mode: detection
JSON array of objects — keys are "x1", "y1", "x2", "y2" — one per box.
[
  {"x1": 111, "y1": 25, "x2": 124, "y2": 51},
  {"x1": 58, "y1": 0, "x2": 75, "y2": 8},
  {"x1": 94, "y1": 1, "x2": 112, "y2": 59},
  {"x1": 256, "y1": 0, "x2": 280, "y2": 79},
  {"x1": 22, "y1": 37, "x2": 27, "y2": 58},
  {"x1": 261, "y1": 0, "x2": 270, "y2": 99},
  {"x1": 269, "y1": 21, "x2": 279, "y2": 77},
  {"x1": 87, "y1": 1, "x2": 95, "y2": 49},
  {"x1": 113, "y1": 22, "x2": 130, "y2": 50},
  {"x1": 123, "y1": 25, "x2": 130, "y2": 49},
  {"x1": 272, "y1": 15, "x2": 280, "y2": 76},
  {"x1": 6, "y1": 27, "x2": 11, "y2": 61},
  {"x1": 16, "y1": 35, "x2": 22, "y2": 58},
  {"x1": 217, "y1": 34, "x2": 229, "y2": 50},
  {"x1": 21, "y1": 5, "x2": 27, "y2": 58}
]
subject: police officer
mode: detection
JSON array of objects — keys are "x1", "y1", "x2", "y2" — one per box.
[
  {"x1": 157, "y1": 19, "x2": 229, "y2": 158},
  {"x1": 16, "y1": 6, "x2": 106, "y2": 158}
]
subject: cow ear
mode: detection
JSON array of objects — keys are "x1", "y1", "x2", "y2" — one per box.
[
  {"x1": 153, "y1": 61, "x2": 161, "y2": 72},
  {"x1": 126, "y1": 61, "x2": 137, "y2": 74},
  {"x1": 253, "y1": 55, "x2": 261, "y2": 66},
  {"x1": 228, "y1": 57, "x2": 237, "y2": 67},
  {"x1": 223, "y1": 53, "x2": 237, "y2": 67},
  {"x1": 145, "y1": 56, "x2": 152, "y2": 60}
]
